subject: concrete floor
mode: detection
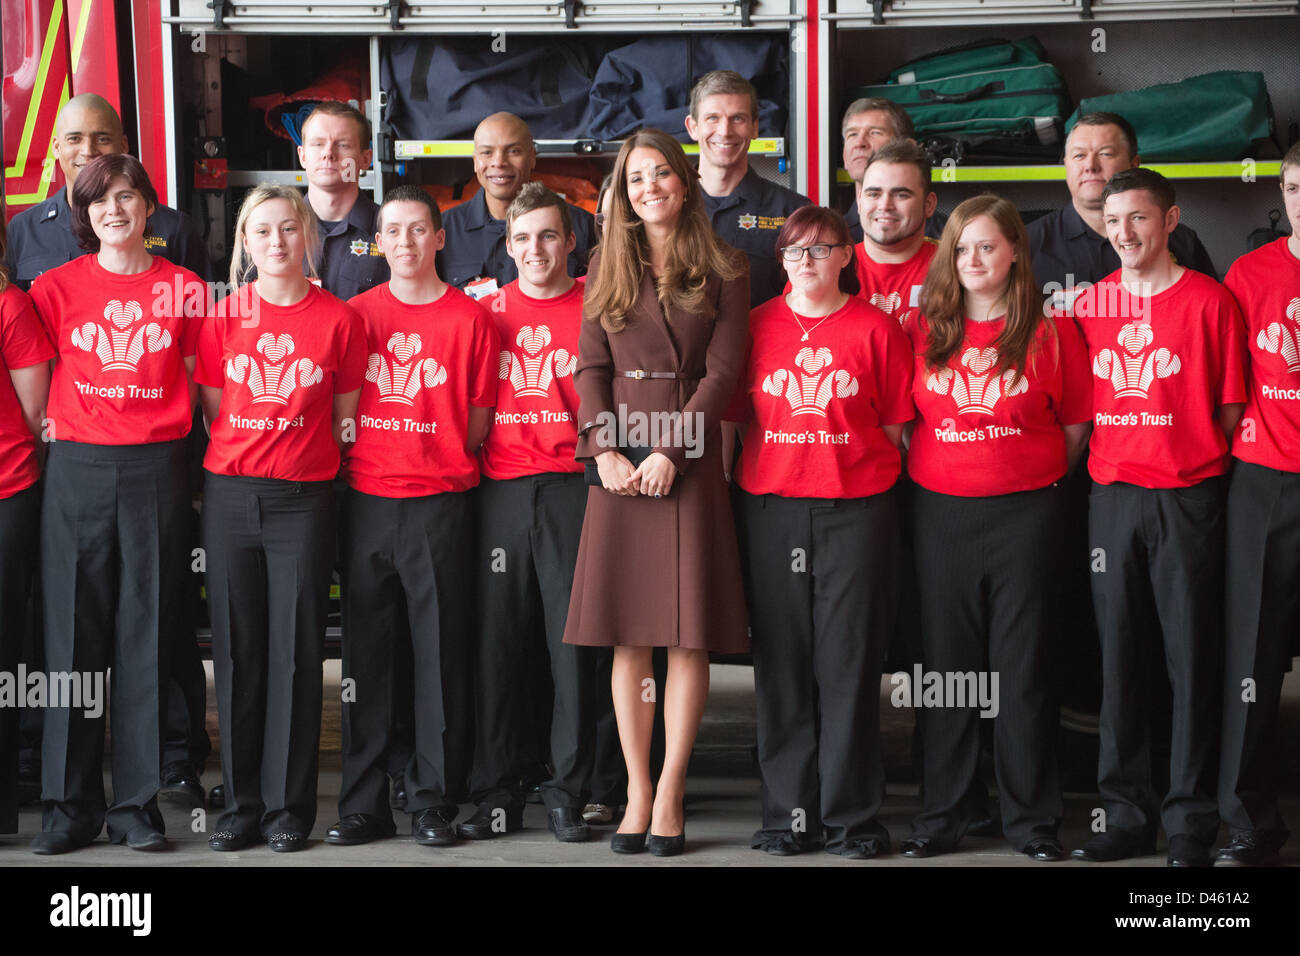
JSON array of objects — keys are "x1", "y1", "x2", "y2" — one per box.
[{"x1": 2, "y1": 663, "x2": 1297, "y2": 866}]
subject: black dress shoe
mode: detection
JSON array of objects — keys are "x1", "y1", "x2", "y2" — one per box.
[
  {"x1": 1167, "y1": 834, "x2": 1212, "y2": 868},
  {"x1": 267, "y1": 831, "x2": 307, "y2": 853},
  {"x1": 31, "y1": 830, "x2": 94, "y2": 855},
  {"x1": 413, "y1": 808, "x2": 457, "y2": 847},
  {"x1": 1215, "y1": 832, "x2": 1283, "y2": 867},
  {"x1": 455, "y1": 804, "x2": 523, "y2": 840},
  {"x1": 159, "y1": 762, "x2": 205, "y2": 808},
  {"x1": 1071, "y1": 830, "x2": 1155, "y2": 862},
  {"x1": 832, "y1": 838, "x2": 888, "y2": 860},
  {"x1": 325, "y1": 813, "x2": 395, "y2": 846},
  {"x1": 1023, "y1": 837, "x2": 1065, "y2": 861},
  {"x1": 208, "y1": 828, "x2": 260, "y2": 852},
  {"x1": 208, "y1": 784, "x2": 227, "y2": 810},
  {"x1": 754, "y1": 832, "x2": 814, "y2": 857},
  {"x1": 900, "y1": 836, "x2": 950, "y2": 859},
  {"x1": 122, "y1": 825, "x2": 169, "y2": 852},
  {"x1": 610, "y1": 829, "x2": 648, "y2": 854},
  {"x1": 547, "y1": 807, "x2": 592, "y2": 843}
]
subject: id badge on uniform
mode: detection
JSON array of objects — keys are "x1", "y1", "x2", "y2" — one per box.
[{"x1": 464, "y1": 277, "x2": 499, "y2": 301}]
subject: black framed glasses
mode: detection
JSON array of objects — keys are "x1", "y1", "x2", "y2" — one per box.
[{"x1": 780, "y1": 243, "x2": 842, "y2": 262}]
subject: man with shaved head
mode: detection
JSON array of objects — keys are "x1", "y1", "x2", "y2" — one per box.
[
  {"x1": 3, "y1": 93, "x2": 210, "y2": 287},
  {"x1": 437, "y1": 112, "x2": 596, "y2": 298}
]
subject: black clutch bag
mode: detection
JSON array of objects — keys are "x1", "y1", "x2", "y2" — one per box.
[{"x1": 584, "y1": 444, "x2": 654, "y2": 488}]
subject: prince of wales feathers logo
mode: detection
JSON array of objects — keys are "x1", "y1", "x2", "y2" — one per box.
[
  {"x1": 366, "y1": 332, "x2": 448, "y2": 405},
  {"x1": 762, "y1": 346, "x2": 859, "y2": 417},
  {"x1": 1255, "y1": 298, "x2": 1300, "y2": 374},
  {"x1": 71, "y1": 300, "x2": 172, "y2": 372},
  {"x1": 226, "y1": 333, "x2": 324, "y2": 405},
  {"x1": 499, "y1": 326, "x2": 576, "y2": 398},
  {"x1": 1092, "y1": 322, "x2": 1181, "y2": 399},
  {"x1": 927, "y1": 347, "x2": 1029, "y2": 416}
]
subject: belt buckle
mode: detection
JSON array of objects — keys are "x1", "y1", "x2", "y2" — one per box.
[{"x1": 634, "y1": 369, "x2": 646, "y2": 380}]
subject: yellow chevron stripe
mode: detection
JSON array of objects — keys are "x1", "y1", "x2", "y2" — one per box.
[
  {"x1": 5, "y1": 81, "x2": 67, "y2": 205},
  {"x1": 4, "y1": 0, "x2": 65, "y2": 179},
  {"x1": 70, "y1": 0, "x2": 93, "y2": 72}
]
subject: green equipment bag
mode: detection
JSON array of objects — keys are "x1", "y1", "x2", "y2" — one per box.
[
  {"x1": 849, "y1": 37, "x2": 1072, "y2": 162},
  {"x1": 1067, "y1": 71, "x2": 1274, "y2": 162}
]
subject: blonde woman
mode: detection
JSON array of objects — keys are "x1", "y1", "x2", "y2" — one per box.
[
  {"x1": 563, "y1": 129, "x2": 749, "y2": 856},
  {"x1": 197, "y1": 185, "x2": 366, "y2": 852}
]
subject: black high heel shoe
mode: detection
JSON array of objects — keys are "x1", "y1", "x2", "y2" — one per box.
[
  {"x1": 610, "y1": 829, "x2": 649, "y2": 854},
  {"x1": 648, "y1": 828, "x2": 686, "y2": 857}
]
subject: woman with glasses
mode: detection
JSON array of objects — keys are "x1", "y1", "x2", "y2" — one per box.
[
  {"x1": 898, "y1": 194, "x2": 1091, "y2": 861},
  {"x1": 563, "y1": 129, "x2": 749, "y2": 857},
  {"x1": 729, "y1": 205, "x2": 912, "y2": 858}
]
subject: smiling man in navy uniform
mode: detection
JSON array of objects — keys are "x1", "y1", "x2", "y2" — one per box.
[
  {"x1": 686, "y1": 71, "x2": 809, "y2": 309},
  {"x1": 438, "y1": 112, "x2": 597, "y2": 300},
  {"x1": 3, "y1": 94, "x2": 210, "y2": 287},
  {"x1": 296, "y1": 101, "x2": 389, "y2": 299}
]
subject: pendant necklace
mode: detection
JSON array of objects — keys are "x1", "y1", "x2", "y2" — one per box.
[{"x1": 792, "y1": 312, "x2": 832, "y2": 341}]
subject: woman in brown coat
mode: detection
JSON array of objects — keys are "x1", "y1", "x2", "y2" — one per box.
[{"x1": 563, "y1": 129, "x2": 749, "y2": 857}]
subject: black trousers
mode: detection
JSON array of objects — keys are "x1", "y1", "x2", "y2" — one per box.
[
  {"x1": 469, "y1": 474, "x2": 594, "y2": 812},
  {"x1": 204, "y1": 471, "x2": 334, "y2": 838},
  {"x1": 911, "y1": 483, "x2": 1065, "y2": 851},
  {"x1": 1089, "y1": 478, "x2": 1224, "y2": 843},
  {"x1": 0, "y1": 483, "x2": 40, "y2": 832},
  {"x1": 737, "y1": 489, "x2": 898, "y2": 853},
  {"x1": 40, "y1": 439, "x2": 188, "y2": 841},
  {"x1": 338, "y1": 488, "x2": 473, "y2": 820},
  {"x1": 1219, "y1": 461, "x2": 1296, "y2": 844}
]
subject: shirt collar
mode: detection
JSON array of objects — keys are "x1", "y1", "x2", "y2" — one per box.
[
  {"x1": 705, "y1": 164, "x2": 761, "y2": 212},
  {"x1": 462, "y1": 190, "x2": 505, "y2": 232},
  {"x1": 1062, "y1": 201, "x2": 1105, "y2": 242}
]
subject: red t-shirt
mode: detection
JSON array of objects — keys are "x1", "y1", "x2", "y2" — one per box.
[
  {"x1": 0, "y1": 286, "x2": 56, "y2": 498},
  {"x1": 196, "y1": 284, "x2": 366, "y2": 481},
  {"x1": 1072, "y1": 268, "x2": 1247, "y2": 488},
  {"x1": 903, "y1": 311, "x2": 1092, "y2": 497},
  {"x1": 1224, "y1": 238, "x2": 1300, "y2": 473},
  {"x1": 343, "y1": 283, "x2": 498, "y2": 497},
  {"x1": 480, "y1": 280, "x2": 583, "y2": 481},
  {"x1": 30, "y1": 255, "x2": 202, "y2": 445},
  {"x1": 854, "y1": 237, "x2": 938, "y2": 322},
  {"x1": 729, "y1": 295, "x2": 913, "y2": 499}
]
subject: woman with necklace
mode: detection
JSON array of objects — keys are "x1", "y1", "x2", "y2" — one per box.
[
  {"x1": 898, "y1": 194, "x2": 1091, "y2": 861},
  {"x1": 563, "y1": 129, "x2": 748, "y2": 857},
  {"x1": 729, "y1": 205, "x2": 913, "y2": 858}
]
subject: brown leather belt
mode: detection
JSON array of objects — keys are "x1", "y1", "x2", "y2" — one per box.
[{"x1": 617, "y1": 369, "x2": 700, "y2": 380}]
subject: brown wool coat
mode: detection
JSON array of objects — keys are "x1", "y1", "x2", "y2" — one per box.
[{"x1": 562, "y1": 249, "x2": 751, "y2": 652}]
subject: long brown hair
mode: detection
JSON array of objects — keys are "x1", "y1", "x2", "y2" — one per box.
[
  {"x1": 584, "y1": 129, "x2": 741, "y2": 333},
  {"x1": 919, "y1": 193, "x2": 1051, "y2": 386}
]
